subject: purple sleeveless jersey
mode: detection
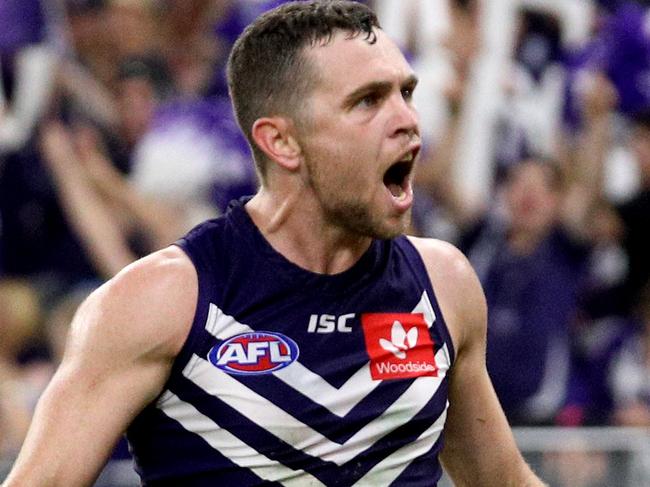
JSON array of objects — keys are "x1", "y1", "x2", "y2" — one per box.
[{"x1": 126, "y1": 198, "x2": 455, "y2": 486}]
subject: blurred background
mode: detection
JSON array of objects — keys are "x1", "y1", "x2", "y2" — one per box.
[{"x1": 1, "y1": 0, "x2": 649, "y2": 485}]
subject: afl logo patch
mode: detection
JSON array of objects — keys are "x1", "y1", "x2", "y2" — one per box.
[{"x1": 208, "y1": 331, "x2": 299, "y2": 375}]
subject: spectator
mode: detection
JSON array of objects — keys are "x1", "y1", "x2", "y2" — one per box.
[
  {"x1": 63, "y1": 0, "x2": 117, "y2": 88},
  {"x1": 0, "y1": 0, "x2": 61, "y2": 156},
  {"x1": 609, "y1": 282, "x2": 650, "y2": 427},
  {"x1": 39, "y1": 55, "x2": 174, "y2": 279},
  {"x1": 105, "y1": 0, "x2": 161, "y2": 61},
  {"x1": 41, "y1": 46, "x2": 255, "y2": 280},
  {"x1": 561, "y1": 310, "x2": 635, "y2": 426},
  {"x1": 414, "y1": 49, "x2": 616, "y2": 427},
  {"x1": 572, "y1": 74, "x2": 650, "y2": 314},
  {"x1": 458, "y1": 157, "x2": 593, "y2": 425},
  {"x1": 130, "y1": 95, "x2": 256, "y2": 221},
  {"x1": 156, "y1": 0, "x2": 233, "y2": 98},
  {"x1": 0, "y1": 0, "x2": 105, "y2": 287},
  {"x1": 615, "y1": 110, "x2": 650, "y2": 312},
  {"x1": 0, "y1": 278, "x2": 44, "y2": 459},
  {"x1": 583, "y1": 1, "x2": 650, "y2": 117}
]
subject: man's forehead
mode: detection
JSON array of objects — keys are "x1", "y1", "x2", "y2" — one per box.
[{"x1": 305, "y1": 28, "x2": 414, "y2": 88}]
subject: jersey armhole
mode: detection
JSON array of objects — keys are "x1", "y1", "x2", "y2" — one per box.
[
  {"x1": 155, "y1": 240, "x2": 212, "y2": 406},
  {"x1": 400, "y1": 236, "x2": 456, "y2": 366}
]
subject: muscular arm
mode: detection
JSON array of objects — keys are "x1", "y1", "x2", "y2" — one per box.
[
  {"x1": 409, "y1": 237, "x2": 546, "y2": 486},
  {"x1": 2, "y1": 246, "x2": 197, "y2": 486}
]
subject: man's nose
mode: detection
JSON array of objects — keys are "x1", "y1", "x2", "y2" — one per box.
[{"x1": 389, "y1": 94, "x2": 419, "y2": 139}]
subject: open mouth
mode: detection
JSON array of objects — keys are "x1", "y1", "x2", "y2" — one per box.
[{"x1": 383, "y1": 149, "x2": 417, "y2": 201}]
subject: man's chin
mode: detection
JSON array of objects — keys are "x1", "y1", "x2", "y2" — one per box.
[
  {"x1": 368, "y1": 212, "x2": 411, "y2": 240},
  {"x1": 323, "y1": 203, "x2": 410, "y2": 240}
]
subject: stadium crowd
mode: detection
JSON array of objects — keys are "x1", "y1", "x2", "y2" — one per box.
[{"x1": 1, "y1": 0, "x2": 649, "y2": 485}]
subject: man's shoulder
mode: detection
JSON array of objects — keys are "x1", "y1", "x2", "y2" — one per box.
[
  {"x1": 406, "y1": 236, "x2": 487, "y2": 352},
  {"x1": 108, "y1": 246, "x2": 197, "y2": 295},
  {"x1": 83, "y1": 246, "x2": 198, "y2": 359},
  {"x1": 406, "y1": 236, "x2": 474, "y2": 279},
  {"x1": 405, "y1": 235, "x2": 483, "y2": 315}
]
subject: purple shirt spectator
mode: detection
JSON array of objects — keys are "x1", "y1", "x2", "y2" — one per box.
[
  {"x1": 462, "y1": 223, "x2": 589, "y2": 425},
  {"x1": 563, "y1": 316, "x2": 636, "y2": 425},
  {"x1": 0, "y1": 0, "x2": 89, "y2": 281},
  {"x1": 599, "y1": 2, "x2": 650, "y2": 114},
  {"x1": 565, "y1": 1, "x2": 650, "y2": 125}
]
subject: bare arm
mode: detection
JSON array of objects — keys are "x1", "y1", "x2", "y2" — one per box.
[
  {"x1": 409, "y1": 237, "x2": 546, "y2": 486},
  {"x1": 561, "y1": 72, "x2": 617, "y2": 240},
  {"x1": 414, "y1": 22, "x2": 484, "y2": 231},
  {"x1": 40, "y1": 121, "x2": 137, "y2": 278},
  {"x1": 0, "y1": 364, "x2": 32, "y2": 457},
  {"x1": 73, "y1": 127, "x2": 191, "y2": 249},
  {"x1": 415, "y1": 108, "x2": 484, "y2": 230},
  {"x1": 56, "y1": 59, "x2": 120, "y2": 131},
  {"x1": 2, "y1": 246, "x2": 197, "y2": 486},
  {"x1": 0, "y1": 45, "x2": 58, "y2": 155}
]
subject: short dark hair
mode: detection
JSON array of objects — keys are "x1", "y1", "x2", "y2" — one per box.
[
  {"x1": 117, "y1": 55, "x2": 172, "y2": 101},
  {"x1": 227, "y1": 0, "x2": 380, "y2": 179}
]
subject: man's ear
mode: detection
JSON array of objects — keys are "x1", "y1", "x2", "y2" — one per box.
[{"x1": 251, "y1": 117, "x2": 302, "y2": 171}]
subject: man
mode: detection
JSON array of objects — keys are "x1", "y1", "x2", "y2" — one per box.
[
  {"x1": 617, "y1": 109, "x2": 650, "y2": 313},
  {"x1": 3, "y1": 2, "x2": 545, "y2": 485},
  {"x1": 460, "y1": 159, "x2": 590, "y2": 425}
]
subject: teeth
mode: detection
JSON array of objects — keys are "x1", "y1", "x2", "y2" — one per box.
[
  {"x1": 401, "y1": 152, "x2": 414, "y2": 162},
  {"x1": 388, "y1": 183, "x2": 406, "y2": 200}
]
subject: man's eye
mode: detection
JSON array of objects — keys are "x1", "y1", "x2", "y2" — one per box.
[
  {"x1": 401, "y1": 87, "x2": 414, "y2": 101},
  {"x1": 357, "y1": 94, "x2": 380, "y2": 108}
]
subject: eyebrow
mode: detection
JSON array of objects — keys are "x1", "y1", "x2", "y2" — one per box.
[{"x1": 342, "y1": 74, "x2": 419, "y2": 108}]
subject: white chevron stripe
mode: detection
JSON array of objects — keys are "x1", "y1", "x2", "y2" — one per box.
[
  {"x1": 205, "y1": 304, "x2": 250, "y2": 338},
  {"x1": 161, "y1": 392, "x2": 326, "y2": 486},
  {"x1": 413, "y1": 292, "x2": 453, "y2": 367},
  {"x1": 180, "y1": 346, "x2": 448, "y2": 466},
  {"x1": 412, "y1": 290, "x2": 436, "y2": 327},
  {"x1": 274, "y1": 361, "x2": 378, "y2": 417},
  {"x1": 351, "y1": 404, "x2": 448, "y2": 486},
  {"x1": 202, "y1": 291, "x2": 443, "y2": 417}
]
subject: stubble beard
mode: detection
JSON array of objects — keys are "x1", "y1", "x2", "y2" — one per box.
[
  {"x1": 305, "y1": 156, "x2": 409, "y2": 240},
  {"x1": 323, "y1": 202, "x2": 410, "y2": 240}
]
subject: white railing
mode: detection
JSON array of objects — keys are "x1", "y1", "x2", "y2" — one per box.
[{"x1": 440, "y1": 427, "x2": 650, "y2": 487}]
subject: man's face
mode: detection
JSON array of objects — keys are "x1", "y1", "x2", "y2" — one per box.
[
  {"x1": 118, "y1": 77, "x2": 157, "y2": 146},
  {"x1": 295, "y1": 29, "x2": 421, "y2": 239},
  {"x1": 504, "y1": 161, "x2": 560, "y2": 236}
]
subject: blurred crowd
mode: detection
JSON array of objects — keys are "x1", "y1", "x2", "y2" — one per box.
[{"x1": 1, "y1": 0, "x2": 650, "y2": 485}]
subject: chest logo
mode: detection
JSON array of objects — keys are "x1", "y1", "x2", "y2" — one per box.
[
  {"x1": 208, "y1": 331, "x2": 299, "y2": 375},
  {"x1": 361, "y1": 313, "x2": 437, "y2": 380}
]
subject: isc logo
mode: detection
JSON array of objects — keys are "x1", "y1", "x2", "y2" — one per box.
[
  {"x1": 208, "y1": 331, "x2": 299, "y2": 375},
  {"x1": 307, "y1": 313, "x2": 355, "y2": 333}
]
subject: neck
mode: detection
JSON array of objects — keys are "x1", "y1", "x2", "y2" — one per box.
[{"x1": 246, "y1": 188, "x2": 372, "y2": 275}]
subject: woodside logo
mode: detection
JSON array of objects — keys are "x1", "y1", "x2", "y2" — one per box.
[
  {"x1": 361, "y1": 313, "x2": 438, "y2": 380},
  {"x1": 375, "y1": 361, "x2": 436, "y2": 374}
]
